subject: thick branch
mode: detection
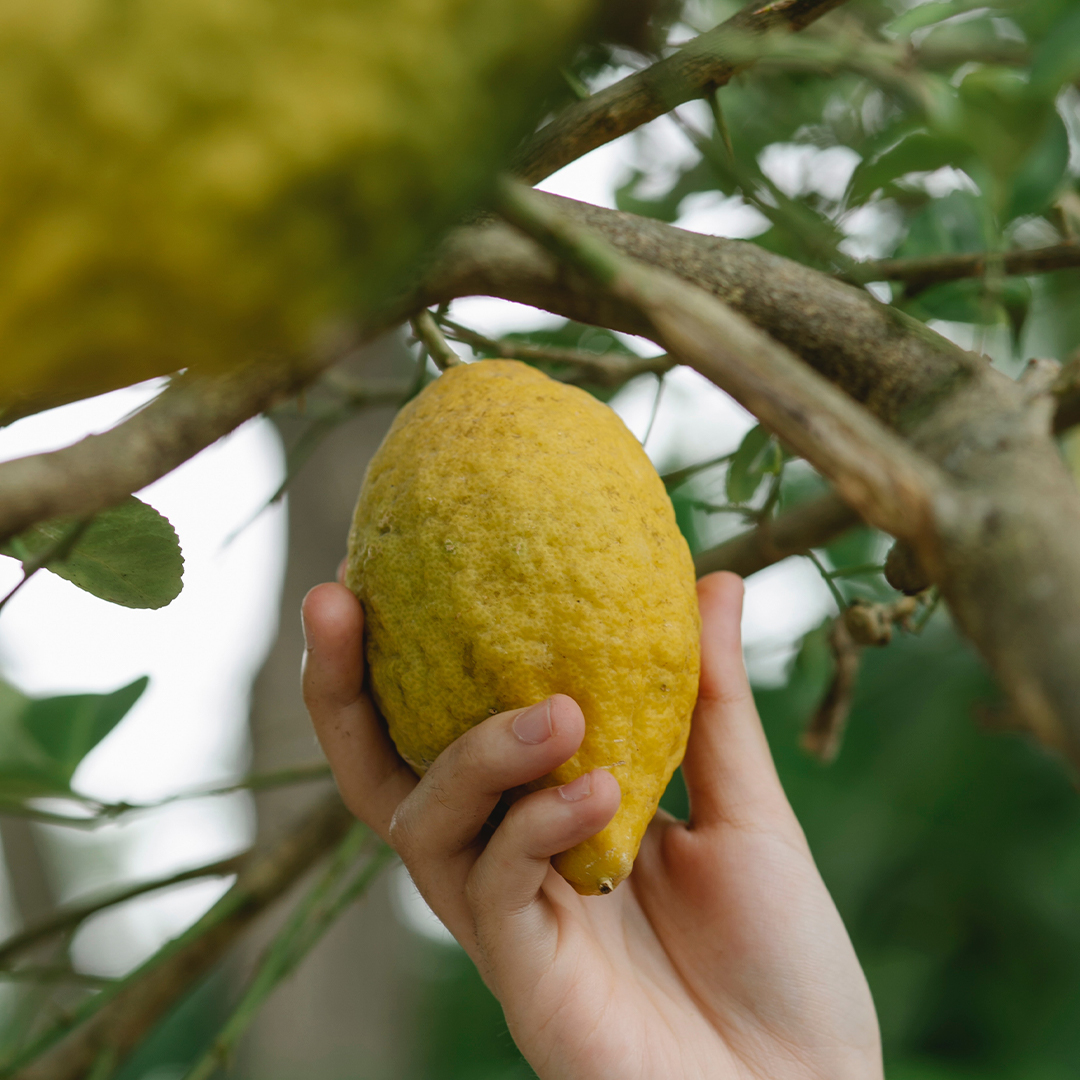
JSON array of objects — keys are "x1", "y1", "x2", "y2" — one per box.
[
  {"x1": 419, "y1": 192, "x2": 983, "y2": 431},
  {"x1": 10, "y1": 794, "x2": 353, "y2": 1080},
  {"x1": 861, "y1": 242, "x2": 1080, "y2": 295},
  {"x1": 497, "y1": 180, "x2": 949, "y2": 559},
  {"x1": 694, "y1": 491, "x2": 860, "y2": 578},
  {"x1": 513, "y1": 0, "x2": 849, "y2": 185},
  {"x1": 0, "y1": 360, "x2": 331, "y2": 543}
]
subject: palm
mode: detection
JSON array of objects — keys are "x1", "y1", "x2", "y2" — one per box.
[
  {"x1": 508, "y1": 813, "x2": 880, "y2": 1080},
  {"x1": 303, "y1": 571, "x2": 882, "y2": 1080}
]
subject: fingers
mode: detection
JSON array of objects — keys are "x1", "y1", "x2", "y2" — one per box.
[
  {"x1": 681, "y1": 572, "x2": 794, "y2": 832},
  {"x1": 389, "y1": 696, "x2": 597, "y2": 942},
  {"x1": 302, "y1": 583, "x2": 415, "y2": 839},
  {"x1": 467, "y1": 768, "x2": 620, "y2": 941}
]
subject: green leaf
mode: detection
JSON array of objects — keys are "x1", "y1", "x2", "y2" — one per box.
[
  {"x1": 1005, "y1": 112, "x2": 1070, "y2": 220},
  {"x1": 898, "y1": 190, "x2": 988, "y2": 261},
  {"x1": 0, "y1": 676, "x2": 147, "y2": 801},
  {"x1": 726, "y1": 425, "x2": 776, "y2": 504},
  {"x1": 848, "y1": 131, "x2": 972, "y2": 205},
  {"x1": 23, "y1": 677, "x2": 148, "y2": 783},
  {"x1": 1, "y1": 496, "x2": 184, "y2": 609},
  {"x1": 1030, "y1": 7, "x2": 1080, "y2": 95},
  {"x1": 885, "y1": 0, "x2": 990, "y2": 37}
]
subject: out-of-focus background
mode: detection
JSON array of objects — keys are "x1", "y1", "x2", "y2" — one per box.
[{"x1": 3, "y1": 0, "x2": 1080, "y2": 1076}]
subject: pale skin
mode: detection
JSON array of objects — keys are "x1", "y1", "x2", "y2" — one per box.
[{"x1": 302, "y1": 570, "x2": 883, "y2": 1080}]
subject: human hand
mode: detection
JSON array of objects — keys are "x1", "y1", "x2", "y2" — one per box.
[{"x1": 302, "y1": 570, "x2": 883, "y2": 1080}]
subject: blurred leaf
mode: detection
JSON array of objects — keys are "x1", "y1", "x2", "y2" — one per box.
[
  {"x1": 894, "y1": 191, "x2": 987, "y2": 261},
  {"x1": 1030, "y1": 6, "x2": 1080, "y2": 94},
  {"x1": 885, "y1": 0, "x2": 990, "y2": 37},
  {"x1": 1005, "y1": 112, "x2": 1070, "y2": 220},
  {"x1": 0, "y1": 676, "x2": 147, "y2": 800},
  {"x1": 23, "y1": 678, "x2": 148, "y2": 783},
  {"x1": 906, "y1": 279, "x2": 989, "y2": 325},
  {"x1": 850, "y1": 130, "x2": 972, "y2": 205},
  {"x1": 726, "y1": 425, "x2": 777, "y2": 503},
  {"x1": 1, "y1": 497, "x2": 184, "y2": 609}
]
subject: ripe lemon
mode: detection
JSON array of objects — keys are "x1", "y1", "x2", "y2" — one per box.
[
  {"x1": 346, "y1": 360, "x2": 700, "y2": 895},
  {"x1": 0, "y1": 0, "x2": 595, "y2": 420}
]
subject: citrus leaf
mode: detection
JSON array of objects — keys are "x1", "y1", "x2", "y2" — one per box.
[
  {"x1": 726, "y1": 425, "x2": 775, "y2": 504},
  {"x1": 1, "y1": 497, "x2": 184, "y2": 609},
  {"x1": 848, "y1": 131, "x2": 971, "y2": 205},
  {"x1": 0, "y1": 675, "x2": 147, "y2": 800}
]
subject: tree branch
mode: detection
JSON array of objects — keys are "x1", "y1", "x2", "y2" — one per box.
[
  {"x1": 438, "y1": 317, "x2": 674, "y2": 386},
  {"x1": 693, "y1": 491, "x2": 860, "y2": 578},
  {"x1": 0, "y1": 854, "x2": 249, "y2": 968},
  {"x1": 860, "y1": 242, "x2": 1080, "y2": 296},
  {"x1": 0, "y1": 359, "x2": 337, "y2": 544},
  {"x1": 512, "y1": 0, "x2": 850, "y2": 185},
  {"x1": 7, "y1": 793, "x2": 354, "y2": 1080}
]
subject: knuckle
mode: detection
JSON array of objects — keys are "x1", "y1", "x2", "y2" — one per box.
[{"x1": 387, "y1": 803, "x2": 418, "y2": 858}]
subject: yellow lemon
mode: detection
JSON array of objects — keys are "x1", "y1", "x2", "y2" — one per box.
[
  {"x1": 0, "y1": 0, "x2": 596, "y2": 421},
  {"x1": 346, "y1": 360, "x2": 700, "y2": 895}
]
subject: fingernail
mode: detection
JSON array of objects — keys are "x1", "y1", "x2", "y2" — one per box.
[
  {"x1": 301, "y1": 608, "x2": 312, "y2": 652},
  {"x1": 558, "y1": 772, "x2": 592, "y2": 802},
  {"x1": 512, "y1": 700, "x2": 553, "y2": 745}
]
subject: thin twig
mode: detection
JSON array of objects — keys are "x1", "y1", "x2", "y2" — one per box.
[
  {"x1": 806, "y1": 548, "x2": 847, "y2": 610},
  {"x1": 661, "y1": 452, "x2": 737, "y2": 490},
  {"x1": 512, "y1": 0, "x2": 849, "y2": 184},
  {"x1": 0, "y1": 854, "x2": 249, "y2": 968},
  {"x1": 6, "y1": 793, "x2": 354, "y2": 1080},
  {"x1": 437, "y1": 317, "x2": 674, "y2": 387},
  {"x1": 641, "y1": 374, "x2": 665, "y2": 449},
  {"x1": 0, "y1": 762, "x2": 333, "y2": 830},
  {"x1": 410, "y1": 310, "x2": 462, "y2": 370},
  {"x1": 801, "y1": 617, "x2": 861, "y2": 763}
]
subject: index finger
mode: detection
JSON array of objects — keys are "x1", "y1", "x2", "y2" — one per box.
[{"x1": 302, "y1": 582, "x2": 415, "y2": 839}]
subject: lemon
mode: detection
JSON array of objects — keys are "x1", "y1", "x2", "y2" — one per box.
[
  {"x1": 346, "y1": 360, "x2": 700, "y2": 895},
  {"x1": 0, "y1": 0, "x2": 596, "y2": 420}
]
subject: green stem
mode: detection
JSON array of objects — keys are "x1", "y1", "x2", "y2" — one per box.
[
  {"x1": 0, "y1": 853, "x2": 248, "y2": 967},
  {"x1": 661, "y1": 452, "x2": 737, "y2": 490},
  {"x1": 642, "y1": 374, "x2": 666, "y2": 449},
  {"x1": 0, "y1": 762, "x2": 334, "y2": 830},
  {"x1": 0, "y1": 518, "x2": 92, "y2": 615},
  {"x1": 806, "y1": 549, "x2": 847, "y2": 610},
  {"x1": 826, "y1": 562, "x2": 885, "y2": 579},
  {"x1": 181, "y1": 831, "x2": 393, "y2": 1080}
]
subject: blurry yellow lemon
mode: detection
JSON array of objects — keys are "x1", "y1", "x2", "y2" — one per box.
[
  {"x1": 346, "y1": 360, "x2": 701, "y2": 895},
  {"x1": 0, "y1": 0, "x2": 597, "y2": 420}
]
